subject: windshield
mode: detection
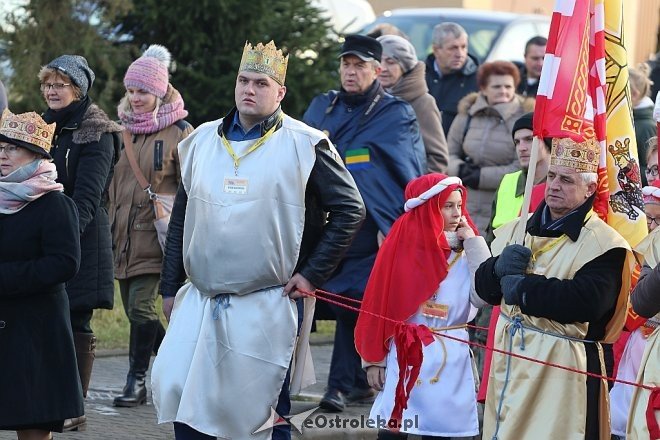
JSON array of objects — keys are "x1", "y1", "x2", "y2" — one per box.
[{"x1": 365, "y1": 15, "x2": 504, "y2": 62}]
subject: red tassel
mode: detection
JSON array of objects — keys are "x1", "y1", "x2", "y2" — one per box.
[
  {"x1": 647, "y1": 387, "x2": 660, "y2": 439},
  {"x1": 388, "y1": 323, "x2": 434, "y2": 431}
]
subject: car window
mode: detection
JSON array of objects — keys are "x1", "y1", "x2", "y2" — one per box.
[
  {"x1": 364, "y1": 15, "x2": 504, "y2": 62},
  {"x1": 488, "y1": 22, "x2": 538, "y2": 62}
]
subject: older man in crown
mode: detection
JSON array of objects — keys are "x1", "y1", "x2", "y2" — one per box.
[
  {"x1": 474, "y1": 137, "x2": 635, "y2": 440},
  {"x1": 151, "y1": 41, "x2": 365, "y2": 440}
]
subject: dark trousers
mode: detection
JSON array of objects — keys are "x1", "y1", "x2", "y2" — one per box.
[
  {"x1": 272, "y1": 369, "x2": 291, "y2": 440},
  {"x1": 70, "y1": 309, "x2": 94, "y2": 333},
  {"x1": 327, "y1": 305, "x2": 368, "y2": 393},
  {"x1": 377, "y1": 430, "x2": 448, "y2": 440},
  {"x1": 173, "y1": 423, "x2": 215, "y2": 440}
]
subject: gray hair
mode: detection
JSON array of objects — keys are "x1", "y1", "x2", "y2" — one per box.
[
  {"x1": 580, "y1": 172, "x2": 598, "y2": 185},
  {"x1": 432, "y1": 22, "x2": 468, "y2": 48}
]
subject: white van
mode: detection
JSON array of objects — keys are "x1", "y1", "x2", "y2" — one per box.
[{"x1": 311, "y1": 0, "x2": 376, "y2": 35}]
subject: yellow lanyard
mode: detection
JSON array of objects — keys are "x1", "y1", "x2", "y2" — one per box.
[
  {"x1": 530, "y1": 211, "x2": 593, "y2": 263},
  {"x1": 431, "y1": 250, "x2": 463, "y2": 301},
  {"x1": 530, "y1": 234, "x2": 568, "y2": 263},
  {"x1": 446, "y1": 249, "x2": 463, "y2": 271},
  {"x1": 220, "y1": 116, "x2": 281, "y2": 176}
]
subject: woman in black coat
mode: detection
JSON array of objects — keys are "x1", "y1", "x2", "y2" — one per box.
[
  {"x1": 0, "y1": 109, "x2": 83, "y2": 440},
  {"x1": 39, "y1": 55, "x2": 121, "y2": 430}
]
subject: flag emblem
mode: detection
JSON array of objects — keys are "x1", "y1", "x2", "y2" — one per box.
[{"x1": 345, "y1": 148, "x2": 371, "y2": 170}]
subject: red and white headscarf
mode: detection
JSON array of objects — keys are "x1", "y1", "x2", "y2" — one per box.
[
  {"x1": 355, "y1": 173, "x2": 478, "y2": 363},
  {"x1": 643, "y1": 180, "x2": 660, "y2": 206}
]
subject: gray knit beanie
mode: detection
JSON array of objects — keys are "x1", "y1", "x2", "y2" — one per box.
[
  {"x1": 46, "y1": 55, "x2": 95, "y2": 96},
  {"x1": 377, "y1": 35, "x2": 418, "y2": 73}
]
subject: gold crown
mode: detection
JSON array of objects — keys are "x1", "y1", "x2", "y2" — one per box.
[
  {"x1": 550, "y1": 137, "x2": 601, "y2": 173},
  {"x1": 239, "y1": 41, "x2": 289, "y2": 85},
  {"x1": 0, "y1": 109, "x2": 55, "y2": 154}
]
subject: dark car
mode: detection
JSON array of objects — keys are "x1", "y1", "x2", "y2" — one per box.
[{"x1": 363, "y1": 8, "x2": 550, "y2": 63}]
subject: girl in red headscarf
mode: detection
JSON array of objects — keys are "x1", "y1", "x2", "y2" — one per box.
[{"x1": 355, "y1": 173, "x2": 491, "y2": 439}]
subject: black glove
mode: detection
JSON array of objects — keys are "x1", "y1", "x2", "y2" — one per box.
[
  {"x1": 494, "y1": 244, "x2": 532, "y2": 278},
  {"x1": 501, "y1": 274, "x2": 525, "y2": 305},
  {"x1": 458, "y1": 162, "x2": 480, "y2": 189}
]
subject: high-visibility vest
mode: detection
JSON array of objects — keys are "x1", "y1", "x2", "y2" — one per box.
[{"x1": 492, "y1": 170, "x2": 524, "y2": 230}]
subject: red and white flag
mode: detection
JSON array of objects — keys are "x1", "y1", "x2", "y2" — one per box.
[{"x1": 533, "y1": 0, "x2": 594, "y2": 142}]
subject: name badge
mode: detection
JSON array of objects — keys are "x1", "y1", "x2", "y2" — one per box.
[
  {"x1": 223, "y1": 177, "x2": 249, "y2": 195},
  {"x1": 422, "y1": 302, "x2": 449, "y2": 320}
]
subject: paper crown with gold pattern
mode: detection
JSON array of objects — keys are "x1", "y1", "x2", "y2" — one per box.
[
  {"x1": 550, "y1": 137, "x2": 600, "y2": 173},
  {"x1": 0, "y1": 109, "x2": 56, "y2": 158},
  {"x1": 239, "y1": 41, "x2": 289, "y2": 85}
]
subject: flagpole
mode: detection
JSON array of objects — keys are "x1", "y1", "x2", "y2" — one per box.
[{"x1": 513, "y1": 137, "x2": 541, "y2": 245}]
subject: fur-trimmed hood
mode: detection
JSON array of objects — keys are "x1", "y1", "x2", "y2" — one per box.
[
  {"x1": 457, "y1": 92, "x2": 535, "y2": 121},
  {"x1": 72, "y1": 104, "x2": 123, "y2": 144}
]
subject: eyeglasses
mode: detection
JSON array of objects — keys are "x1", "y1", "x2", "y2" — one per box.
[
  {"x1": 647, "y1": 165, "x2": 659, "y2": 178},
  {"x1": 0, "y1": 145, "x2": 20, "y2": 154},
  {"x1": 40, "y1": 82, "x2": 71, "y2": 92},
  {"x1": 647, "y1": 215, "x2": 660, "y2": 227}
]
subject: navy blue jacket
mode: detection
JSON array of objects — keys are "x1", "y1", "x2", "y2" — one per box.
[{"x1": 303, "y1": 81, "x2": 426, "y2": 297}]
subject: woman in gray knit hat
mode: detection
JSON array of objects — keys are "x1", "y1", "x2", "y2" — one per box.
[
  {"x1": 377, "y1": 35, "x2": 448, "y2": 174},
  {"x1": 38, "y1": 54, "x2": 122, "y2": 432}
]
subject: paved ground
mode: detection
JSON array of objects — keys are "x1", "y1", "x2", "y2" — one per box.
[
  {"x1": 2, "y1": 342, "x2": 481, "y2": 439},
  {"x1": 0, "y1": 343, "x2": 379, "y2": 440}
]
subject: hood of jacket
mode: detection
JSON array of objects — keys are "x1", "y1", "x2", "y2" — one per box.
[
  {"x1": 388, "y1": 61, "x2": 428, "y2": 101},
  {"x1": 457, "y1": 92, "x2": 535, "y2": 120}
]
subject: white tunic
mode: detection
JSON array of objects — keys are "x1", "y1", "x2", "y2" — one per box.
[
  {"x1": 151, "y1": 115, "x2": 325, "y2": 439},
  {"x1": 369, "y1": 251, "x2": 480, "y2": 437},
  {"x1": 611, "y1": 319, "x2": 660, "y2": 436}
]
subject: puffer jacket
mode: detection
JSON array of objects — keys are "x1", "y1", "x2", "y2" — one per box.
[
  {"x1": 447, "y1": 92, "x2": 535, "y2": 232},
  {"x1": 48, "y1": 103, "x2": 122, "y2": 310},
  {"x1": 388, "y1": 61, "x2": 448, "y2": 173},
  {"x1": 109, "y1": 120, "x2": 193, "y2": 279}
]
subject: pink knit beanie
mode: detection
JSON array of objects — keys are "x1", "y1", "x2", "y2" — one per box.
[{"x1": 124, "y1": 45, "x2": 171, "y2": 98}]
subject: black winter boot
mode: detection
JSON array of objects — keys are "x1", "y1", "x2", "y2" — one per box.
[{"x1": 113, "y1": 320, "x2": 159, "y2": 407}]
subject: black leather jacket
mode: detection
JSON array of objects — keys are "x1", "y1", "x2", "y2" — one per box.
[{"x1": 160, "y1": 114, "x2": 366, "y2": 297}]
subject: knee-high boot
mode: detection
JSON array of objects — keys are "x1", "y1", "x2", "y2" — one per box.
[
  {"x1": 113, "y1": 320, "x2": 159, "y2": 407},
  {"x1": 63, "y1": 332, "x2": 96, "y2": 432}
]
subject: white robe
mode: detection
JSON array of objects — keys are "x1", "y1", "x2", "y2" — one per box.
[
  {"x1": 369, "y1": 251, "x2": 481, "y2": 437},
  {"x1": 611, "y1": 319, "x2": 660, "y2": 436},
  {"x1": 151, "y1": 115, "x2": 326, "y2": 439}
]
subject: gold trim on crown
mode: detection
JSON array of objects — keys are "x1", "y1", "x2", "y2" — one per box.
[
  {"x1": 239, "y1": 41, "x2": 289, "y2": 85},
  {"x1": 550, "y1": 137, "x2": 600, "y2": 173},
  {"x1": 0, "y1": 109, "x2": 55, "y2": 153}
]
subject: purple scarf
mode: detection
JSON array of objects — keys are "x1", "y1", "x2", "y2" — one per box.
[{"x1": 118, "y1": 84, "x2": 188, "y2": 135}]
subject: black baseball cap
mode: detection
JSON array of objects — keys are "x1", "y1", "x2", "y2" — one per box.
[{"x1": 339, "y1": 34, "x2": 383, "y2": 62}]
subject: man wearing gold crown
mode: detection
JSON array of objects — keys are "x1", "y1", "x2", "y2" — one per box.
[
  {"x1": 150, "y1": 41, "x2": 365, "y2": 440},
  {"x1": 474, "y1": 137, "x2": 635, "y2": 440}
]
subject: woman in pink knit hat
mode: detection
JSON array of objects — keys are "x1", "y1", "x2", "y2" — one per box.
[{"x1": 108, "y1": 44, "x2": 193, "y2": 408}]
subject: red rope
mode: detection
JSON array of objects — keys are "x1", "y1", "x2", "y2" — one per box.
[
  {"x1": 301, "y1": 288, "x2": 659, "y2": 392},
  {"x1": 313, "y1": 287, "x2": 490, "y2": 332}
]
